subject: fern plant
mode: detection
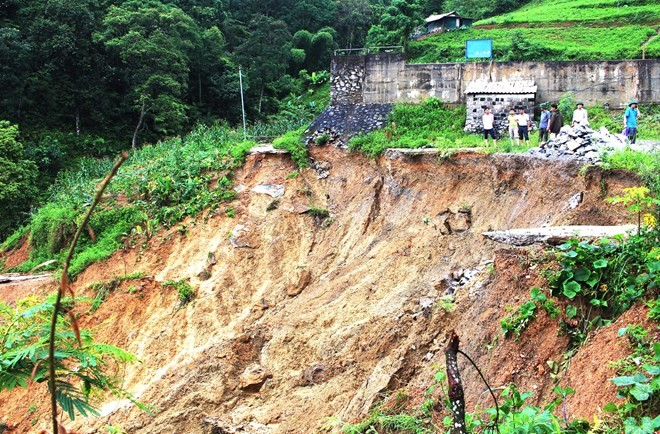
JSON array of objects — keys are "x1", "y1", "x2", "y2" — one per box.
[{"x1": 0, "y1": 295, "x2": 146, "y2": 421}]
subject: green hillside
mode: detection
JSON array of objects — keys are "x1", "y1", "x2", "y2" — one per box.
[{"x1": 409, "y1": 0, "x2": 660, "y2": 63}]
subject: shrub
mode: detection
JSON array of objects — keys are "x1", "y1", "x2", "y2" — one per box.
[
  {"x1": 273, "y1": 127, "x2": 309, "y2": 167},
  {"x1": 163, "y1": 279, "x2": 195, "y2": 306}
]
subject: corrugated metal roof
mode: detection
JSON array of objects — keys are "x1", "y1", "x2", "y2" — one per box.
[
  {"x1": 425, "y1": 11, "x2": 459, "y2": 23},
  {"x1": 465, "y1": 80, "x2": 537, "y2": 94}
]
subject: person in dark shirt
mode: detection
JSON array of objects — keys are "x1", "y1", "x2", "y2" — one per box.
[{"x1": 547, "y1": 103, "x2": 564, "y2": 139}]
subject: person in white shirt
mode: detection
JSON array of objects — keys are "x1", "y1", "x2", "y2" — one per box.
[
  {"x1": 516, "y1": 108, "x2": 531, "y2": 147},
  {"x1": 572, "y1": 102, "x2": 589, "y2": 127},
  {"x1": 482, "y1": 108, "x2": 497, "y2": 147}
]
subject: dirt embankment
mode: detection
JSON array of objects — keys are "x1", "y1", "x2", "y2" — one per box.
[{"x1": 0, "y1": 148, "x2": 644, "y2": 433}]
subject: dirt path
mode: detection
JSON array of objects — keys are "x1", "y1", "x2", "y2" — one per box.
[{"x1": 642, "y1": 28, "x2": 660, "y2": 59}]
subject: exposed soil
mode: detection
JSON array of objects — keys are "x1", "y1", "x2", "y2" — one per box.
[{"x1": 0, "y1": 149, "x2": 648, "y2": 433}]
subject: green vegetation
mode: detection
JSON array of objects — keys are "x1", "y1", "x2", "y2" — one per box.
[
  {"x1": 0, "y1": 295, "x2": 145, "y2": 421},
  {"x1": 1, "y1": 124, "x2": 259, "y2": 277},
  {"x1": 0, "y1": 121, "x2": 39, "y2": 240},
  {"x1": 409, "y1": 26, "x2": 658, "y2": 63},
  {"x1": 476, "y1": 0, "x2": 659, "y2": 25},
  {"x1": 349, "y1": 98, "x2": 483, "y2": 157},
  {"x1": 163, "y1": 279, "x2": 196, "y2": 306},
  {"x1": 273, "y1": 126, "x2": 310, "y2": 167},
  {"x1": 88, "y1": 272, "x2": 145, "y2": 313}
]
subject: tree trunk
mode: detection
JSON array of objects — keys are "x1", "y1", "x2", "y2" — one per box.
[
  {"x1": 132, "y1": 100, "x2": 146, "y2": 149},
  {"x1": 75, "y1": 108, "x2": 80, "y2": 137},
  {"x1": 198, "y1": 73, "x2": 202, "y2": 105},
  {"x1": 445, "y1": 331, "x2": 467, "y2": 434}
]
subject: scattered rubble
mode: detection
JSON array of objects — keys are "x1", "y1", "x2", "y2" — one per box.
[
  {"x1": 305, "y1": 128, "x2": 343, "y2": 149},
  {"x1": 310, "y1": 159, "x2": 332, "y2": 179},
  {"x1": 527, "y1": 125, "x2": 628, "y2": 162}
]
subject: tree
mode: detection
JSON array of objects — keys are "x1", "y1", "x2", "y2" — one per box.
[
  {"x1": 98, "y1": 1, "x2": 201, "y2": 147},
  {"x1": 0, "y1": 121, "x2": 38, "y2": 239},
  {"x1": 235, "y1": 14, "x2": 292, "y2": 114},
  {"x1": 365, "y1": 0, "x2": 424, "y2": 48},
  {"x1": 11, "y1": 0, "x2": 108, "y2": 133},
  {"x1": 283, "y1": 0, "x2": 337, "y2": 33},
  {"x1": 333, "y1": 0, "x2": 374, "y2": 49}
]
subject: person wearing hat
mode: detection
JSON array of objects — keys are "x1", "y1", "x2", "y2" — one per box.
[
  {"x1": 538, "y1": 103, "x2": 551, "y2": 143},
  {"x1": 572, "y1": 101, "x2": 589, "y2": 127},
  {"x1": 624, "y1": 100, "x2": 641, "y2": 144},
  {"x1": 547, "y1": 103, "x2": 563, "y2": 140}
]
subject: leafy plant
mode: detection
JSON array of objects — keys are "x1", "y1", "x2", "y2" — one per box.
[
  {"x1": 548, "y1": 231, "x2": 659, "y2": 342},
  {"x1": 606, "y1": 187, "x2": 659, "y2": 232},
  {"x1": 0, "y1": 296, "x2": 145, "y2": 422},
  {"x1": 501, "y1": 299, "x2": 536, "y2": 338},
  {"x1": 163, "y1": 279, "x2": 195, "y2": 306}
]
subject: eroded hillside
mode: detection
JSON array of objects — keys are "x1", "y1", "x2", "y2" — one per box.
[{"x1": 0, "y1": 148, "x2": 646, "y2": 433}]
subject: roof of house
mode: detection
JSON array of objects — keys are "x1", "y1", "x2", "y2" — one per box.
[
  {"x1": 465, "y1": 80, "x2": 538, "y2": 94},
  {"x1": 425, "y1": 11, "x2": 472, "y2": 23}
]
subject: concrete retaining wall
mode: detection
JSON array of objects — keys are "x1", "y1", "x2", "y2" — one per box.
[{"x1": 332, "y1": 54, "x2": 660, "y2": 108}]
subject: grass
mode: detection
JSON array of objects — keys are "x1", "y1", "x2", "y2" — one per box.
[
  {"x1": 272, "y1": 126, "x2": 309, "y2": 167},
  {"x1": 409, "y1": 26, "x2": 658, "y2": 63},
  {"x1": 476, "y1": 0, "x2": 659, "y2": 25},
  {"x1": 1, "y1": 123, "x2": 257, "y2": 277},
  {"x1": 348, "y1": 97, "x2": 537, "y2": 157}
]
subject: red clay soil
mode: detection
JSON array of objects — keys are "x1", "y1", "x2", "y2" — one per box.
[{"x1": 0, "y1": 148, "x2": 650, "y2": 433}]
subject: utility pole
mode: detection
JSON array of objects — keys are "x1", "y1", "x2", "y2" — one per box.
[{"x1": 239, "y1": 66, "x2": 247, "y2": 140}]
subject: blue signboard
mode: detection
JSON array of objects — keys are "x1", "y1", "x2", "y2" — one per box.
[{"x1": 466, "y1": 39, "x2": 493, "y2": 59}]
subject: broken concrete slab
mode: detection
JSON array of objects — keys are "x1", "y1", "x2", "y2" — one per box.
[
  {"x1": 252, "y1": 184, "x2": 285, "y2": 198},
  {"x1": 482, "y1": 225, "x2": 637, "y2": 246},
  {"x1": 248, "y1": 144, "x2": 289, "y2": 155}
]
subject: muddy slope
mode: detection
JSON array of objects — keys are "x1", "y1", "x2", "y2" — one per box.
[{"x1": 0, "y1": 149, "x2": 641, "y2": 433}]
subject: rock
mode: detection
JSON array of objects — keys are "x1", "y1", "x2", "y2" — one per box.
[
  {"x1": 566, "y1": 192, "x2": 583, "y2": 210},
  {"x1": 450, "y1": 210, "x2": 472, "y2": 232},
  {"x1": 230, "y1": 224, "x2": 260, "y2": 249},
  {"x1": 252, "y1": 184, "x2": 285, "y2": 198},
  {"x1": 286, "y1": 269, "x2": 312, "y2": 297},
  {"x1": 239, "y1": 364, "x2": 272, "y2": 390}
]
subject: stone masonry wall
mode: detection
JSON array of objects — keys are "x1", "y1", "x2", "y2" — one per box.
[
  {"x1": 331, "y1": 55, "x2": 660, "y2": 108},
  {"x1": 465, "y1": 93, "x2": 536, "y2": 133},
  {"x1": 330, "y1": 55, "x2": 366, "y2": 105}
]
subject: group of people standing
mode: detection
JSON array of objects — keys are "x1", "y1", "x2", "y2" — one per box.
[{"x1": 481, "y1": 99, "x2": 642, "y2": 147}]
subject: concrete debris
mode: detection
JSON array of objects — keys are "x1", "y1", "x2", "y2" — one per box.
[
  {"x1": 247, "y1": 144, "x2": 289, "y2": 155},
  {"x1": 527, "y1": 125, "x2": 629, "y2": 163},
  {"x1": 482, "y1": 225, "x2": 637, "y2": 246},
  {"x1": 252, "y1": 184, "x2": 285, "y2": 198},
  {"x1": 443, "y1": 268, "x2": 480, "y2": 295}
]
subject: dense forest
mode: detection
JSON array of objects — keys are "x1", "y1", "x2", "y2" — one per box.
[
  {"x1": 0, "y1": 0, "x2": 536, "y2": 239},
  {"x1": 0, "y1": 0, "x2": 529, "y2": 144}
]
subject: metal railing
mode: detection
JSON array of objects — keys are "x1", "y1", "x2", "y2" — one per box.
[{"x1": 334, "y1": 46, "x2": 404, "y2": 56}]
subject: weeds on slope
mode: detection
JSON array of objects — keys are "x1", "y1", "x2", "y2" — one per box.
[{"x1": 3, "y1": 123, "x2": 255, "y2": 277}]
